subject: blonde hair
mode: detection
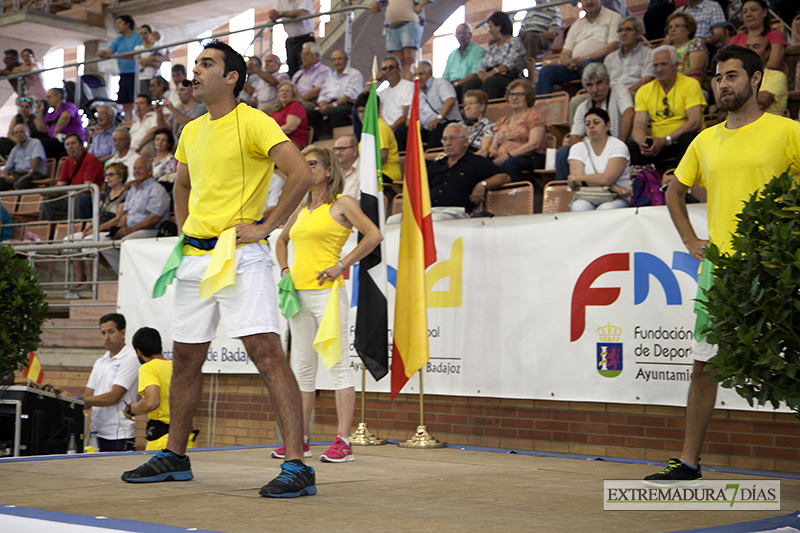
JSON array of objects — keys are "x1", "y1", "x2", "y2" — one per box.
[
  {"x1": 275, "y1": 81, "x2": 302, "y2": 111},
  {"x1": 301, "y1": 145, "x2": 344, "y2": 206}
]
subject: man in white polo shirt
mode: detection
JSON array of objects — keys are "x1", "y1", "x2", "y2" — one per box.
[{"x1": 81, "y1": 313, "x2": 139, "y2": 452}]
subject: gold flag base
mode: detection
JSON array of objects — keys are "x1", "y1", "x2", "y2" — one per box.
[
  {"x1": 397, "y1": 425, "x2": 446, "y2": 448},
  {"x1": 349, "y1": 422, "x2": 387, "y2": 446}
]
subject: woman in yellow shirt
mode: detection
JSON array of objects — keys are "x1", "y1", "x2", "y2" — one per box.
[{"x1": 275, "y1": 145, "x2": 382, "y2": 463}]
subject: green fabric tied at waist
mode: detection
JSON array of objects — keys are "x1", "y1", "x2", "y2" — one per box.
[
  {"x1": 153, "y1": 234, "x2": 185, "y2": 299},
  {"x1": 278, "y1": 272, "x2": 301, "y2": 319},
  {"x1": 693, "y1": 257, "x2": 714, "y2": 342}
]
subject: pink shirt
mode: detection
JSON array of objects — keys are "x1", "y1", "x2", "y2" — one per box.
[
  {"x1": 729, "y1": 28, "x2": 786, "y2": 47},
  {"x1": 271, "y1": 101, "x2": 308, "y2": 149}
]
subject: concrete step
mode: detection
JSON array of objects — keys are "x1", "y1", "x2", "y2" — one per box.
[{"x1": 40, "y1": 319, "x2": 99, "y2": 349}]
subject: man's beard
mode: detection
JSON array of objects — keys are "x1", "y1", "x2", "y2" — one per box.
[{"x1": 720, "y1": 82, "x2": 753, "y2": 112}]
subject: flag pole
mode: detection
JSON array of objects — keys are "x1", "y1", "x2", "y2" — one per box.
[
  {"x1": 398, "y1": 369, "x2": 445, "y2": 448},
  {"x1": 349, "y1": 364, "x2": 386, "y2": 445}
]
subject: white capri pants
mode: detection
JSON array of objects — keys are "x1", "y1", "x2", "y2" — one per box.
[{"x1": 289, "y1": 286, "x2": 354, "y2": 392}]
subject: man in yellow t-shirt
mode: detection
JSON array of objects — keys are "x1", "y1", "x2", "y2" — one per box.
[
  {"x1": 123, "y1": 327, "x2": 197, "y2": 451},
  {"x1": 630, "y1": 45, "x2": 705, "y2": 166},
  {"x1": 121, "y1": 40, "x2": 316, "y2": 499},
  {"x1": 644, "y1": 45, "x2": 800, "y2": 487}
]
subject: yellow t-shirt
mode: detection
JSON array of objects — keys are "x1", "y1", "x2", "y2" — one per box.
[
  {"x1": 635, "y1": 73, "x2": 706, "y2": 139},
  {"x1": 175, "y1": 103, "x2": 290, "y2": 255},
  {"x1": 378, "y1": 118, "x2": 401, "y2": 183},
  {"x1": 289, "y1": 197, "x2": 352, "y2": 290},
  {"x1": 761, "y1": 68, "x2": 788, "y2": 117},
  {"x1": 138, "y1": 358, "x2": 172, "y2": 424},
  {"x1": 676, "y1": 113, "x2": 800, "y2": 254}
]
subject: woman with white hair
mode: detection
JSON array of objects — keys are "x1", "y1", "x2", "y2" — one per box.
[{"x1": 271, "y1": 81, "x2": 309, "y2": 149}]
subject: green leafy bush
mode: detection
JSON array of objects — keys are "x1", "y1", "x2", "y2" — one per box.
[{"x1": 0, "y1": 245, "x2": 49, "y2": 377}]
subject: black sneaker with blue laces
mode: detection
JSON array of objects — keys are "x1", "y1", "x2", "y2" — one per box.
[
  {"x1": 643, "y1": 458, "x2": 702, "y2": 487},
  {"x1": 259, "y1": 459, "x2": 316, "y2": 498},
  {"x1": 121, "y1": 449, "x2": 193, "y2": 483}
]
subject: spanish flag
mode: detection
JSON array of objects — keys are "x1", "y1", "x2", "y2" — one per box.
[
  {"x1": 390, "y1": 77, "x2": 437, "y2": 400},
  {"x1": 23, "y1": 351, "x2": 44, "y2": 385}
]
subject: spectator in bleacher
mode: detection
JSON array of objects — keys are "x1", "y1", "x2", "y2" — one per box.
[
  {"x1": 271, "y1": 81, "x2": 309, "y2": 149},
  {"x1": 535, "y1": 0, "x2": 621, "y2": 95},
  {"x1": 151, "y1": 128, "x2": 178, "y2": 193},
  {"x1": 1, "y1": 49, "x2": 23, "y2": 95},
  {"x1": 40, "y1": 132, "x2": 105, "y2": 223},
  {"x1": 167, "y1": 64, "x2": 187, "y2": 109},
  {"x1": 426, "y1": 122, "x2": 510, "y2": 218},
  {"x1": 97, "y1": 15, "x2": 144, "y2": 122},
  {"x1": 416, "y1": 60, "x2": 462, "y2": 150},
  {"x1": 556, "y1": 62, "x2": 634, "y2": 182},
  {"x1": 87, "y1": 105, "x2": 117, "y2": 163},
  {"x1": 666, "y1": 13, "x2": 711, "y2": 96},
  {"x1": 307, "y1": 50, "x2": 363, "y2": 141},
  {"x1": 604, "y1": 16, "x2": 655, "y2": 92},
  {"x1": 155, "y1": 80, "x2": 205, "y2": 141},
  {"x1": 442, "y1": 24, "x2": 485, "y2": 99},
  {"x1": 268, "y1": 0, "x2": 314, "y2": 77},
  {"x1": 644, "y1": 0, "x2": 675, "y2": 41},
  {"x1": 377, "y1": 56, "x2": 414, "y2": 151},
  {"x1": 370, "y1": 0, "x2": 431, "y2": 81},
  {"x1": 568, "y1": 107, "x2": 633, "y2": 211},
  {"x1": 674, "y1": 0, "x2": 727, "y2": 48},
  {"x1": 107, "y1": 129, "x2": 138, "y2": 183},
  {"x1": 149, "y1": 76, "x2": 171, "y2": 107},
  {"x1": 130, "y1": 95, "x2": 158, "y2": 157},
  {"x1": 354, "y1": 92, "x2": 401, "y2": 184},
  {"x1": 745, "y1": 34, "x2": 787, "y2": 116},
  {"x1": 1, "y1": 124, "x2": 47, "y2": 191},
  {"x1": 1, "y1": 97, "x2": 44, "y2": 159},
  {"x1": 70, "y1": 162, "x2": 129, "y2": 289},
  {"x1": 135, "y1": 25, "x2": 167, "y2": 96},
  {"x1": 100, "y1": 156, "x2": 169, "y2": 273},
  {"x1": 629, "y1": 45, "x2": 705, "y2": 166},
  {"x1": 0, "y1": 204, "x2": 12, "y2": 242},
  {"x1": 728, "y1": 0, "x2": 785, "y2": 69},
  {"x1": 13, "y1": 49, "x2": 46, "y2": 100},
  {"x1": 291, "y1": 43, "x2": 331, "y2": 113},
  {"x1": 485, "y1": 80, "x2": 547, "y2": 182},
  {"x1": 334, "y1": 134, "x2": 361, "y2": 200},
  {"x1": 461, "y1": 12, "x2": 526, "y2": 100},
  {"x1": 463, "y1": 89, "x2": 495, "y2": 155},
  {"x1": 242, "y1": 55, "x2": 288, "y2": 112},
  {"x1": 519, "y1": 2, "x2": 562, "y2": 72},
  {"x1": 36, "y1": 87, "x2": 85, "y2": 143}
]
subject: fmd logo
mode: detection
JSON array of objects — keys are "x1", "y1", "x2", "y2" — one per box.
[
  {"x1": 571, "y1": 252, "x2": 701, "y2": 342},
  {"x1": 597, "y1": 323, "x2": 622, "y2": 378}
]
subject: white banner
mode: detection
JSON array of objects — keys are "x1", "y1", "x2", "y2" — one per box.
[{"x1": 117, "y1": 205, "x2": 787, "y2": 412}]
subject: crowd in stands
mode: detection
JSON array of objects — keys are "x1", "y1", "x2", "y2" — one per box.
[{"x1": 1, "y1": 1, "x2": 799, "y2": 249}]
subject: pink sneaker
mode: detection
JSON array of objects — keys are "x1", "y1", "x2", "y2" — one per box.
[
  {"x1": 320, "y1": 435, "x2": 354, "y2": 463},
  {"x1": 270, "y1": 439, "x2": 312, "y2": 459}
]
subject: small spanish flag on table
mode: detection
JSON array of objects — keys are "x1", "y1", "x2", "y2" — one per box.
[{"x1": 23, "y1": 352, "x2": 44, "y2": 385}]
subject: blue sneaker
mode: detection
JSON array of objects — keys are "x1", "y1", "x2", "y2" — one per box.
[
  {"x1": 121, "y1": 449, "x2": 193, "y2": 483},
  {"x1": 259, "y1": 459, "x2": 316, "y2": 498}
]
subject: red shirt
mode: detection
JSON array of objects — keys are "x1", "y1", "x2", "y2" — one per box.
[
  {"x1": 270, "y1": 101, "x2": 308, "y2": 149},
  {"x1": 58, "y1": 150, "x2": 105, "y2": 187}
]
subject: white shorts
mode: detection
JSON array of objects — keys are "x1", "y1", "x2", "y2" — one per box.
[
  {"x1": 289, "y1": 287, "x2": 354, "y2": 392},
  {"x1": 172, "y1": 243, "x2": 279, "y2": 344}
]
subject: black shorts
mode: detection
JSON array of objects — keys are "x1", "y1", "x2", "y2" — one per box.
[{"x1": 118, "y1": 72, "x2": 135, "y2": 104}]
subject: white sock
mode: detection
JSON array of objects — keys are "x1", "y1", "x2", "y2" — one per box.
[
  {"x1": 303, "y1": 435, "x2": 309, "y2": 444},
  {"x1": 340, "y1": 436, "x2": 350, "y2": 446}
]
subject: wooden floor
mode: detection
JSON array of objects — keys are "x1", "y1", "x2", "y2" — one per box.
[{"x1": 1, "y1": 444, "x2": 799, "y2": 532}]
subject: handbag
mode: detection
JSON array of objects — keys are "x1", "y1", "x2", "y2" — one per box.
[{"x1": 569, "y1": 140, "x2": 619, "y2": 207}]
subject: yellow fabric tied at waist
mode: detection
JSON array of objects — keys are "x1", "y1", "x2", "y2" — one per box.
[
  {"x1": 199, "y1": 227, "x2": 237, "y2": 300},
  {"x1": 313, "y1": 277, "x2": 345, "y2": 369}
]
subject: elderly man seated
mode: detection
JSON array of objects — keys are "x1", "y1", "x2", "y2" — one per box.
[
  {"x1": 241, "y1": 54, "x2": 289, "y2": 112},
  {"x1": 603, "y1": 16, "x2": 654, "y2": 92},
  {"x1": 388, "y1": 122, "x2": 510, "y2": 223},
  {"x1": 417, "y1": 60, "x2": 462, "y2": 150},
  {"x1": 1, "y1": 123, "x2": 47, "y2": 191},
  {"x1": 291, "y1": 42, "x2": 331, "y2": 113},
  {"x1": 442, "y1": 24, "x2": 485, "y2": 99},
  {"x1": 130, "y1": 95, "x2": 159, "y2": 157},
  {"x1": 307, "y1": 50, "x2": 363, "y2": 140},
  {"x1": 107, "y1": 129, "x2": 139, "y2": 183},
  {"x1": 334, "y1": 134, "x2": 361, "y2": 200},
  {"x1": 87, "y1": 105, "x2": 117, "y2": 163},
  {"x1": 629, "y1": 45, "x2": 704, "y2": 166},
  {"x1": 100, "y1": 156, "x2": 169, "y2": 273},
  {"x1": 556, "y1": 63, "x2": 634, "y2": 181}
]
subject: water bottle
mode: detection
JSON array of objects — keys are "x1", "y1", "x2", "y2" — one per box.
[{"x1": 66, "y1": 433, "x2": 78, "y2": 454}]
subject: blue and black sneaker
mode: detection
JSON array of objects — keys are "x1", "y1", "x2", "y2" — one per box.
[
  {"x1": 643, "y1": 458, "x2": 702, "y2": 487},
  {"x1": 121, "y1": 449, "x2": 193, "y2": 483},
  {"x1": 259, "y1": 459, "x2": 316, "y2": 498}
]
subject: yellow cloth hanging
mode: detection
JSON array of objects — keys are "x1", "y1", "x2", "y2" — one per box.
[
  {"x1": 199, "y1": 227, "x2": 237, "y2": 300},
  {"x1": 313, "y1": 277, "x2": 345, "y2": 369}
]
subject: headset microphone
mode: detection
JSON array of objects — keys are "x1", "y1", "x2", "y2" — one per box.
[{"x1": 181, "y1": 79, "x2": 192, "y2": 87}]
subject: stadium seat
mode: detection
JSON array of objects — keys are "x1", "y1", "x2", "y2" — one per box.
[
  {"x1": 485, "y1": 181, "x2": 533, "y2": 216},
  {"x1": 542, "y1": 181, "x2": 574, "y2": 214}
]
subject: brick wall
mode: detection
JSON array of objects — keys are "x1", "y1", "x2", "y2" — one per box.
[{"x1": 40, "y1": 369, "x2": 800, "y2": 474}]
